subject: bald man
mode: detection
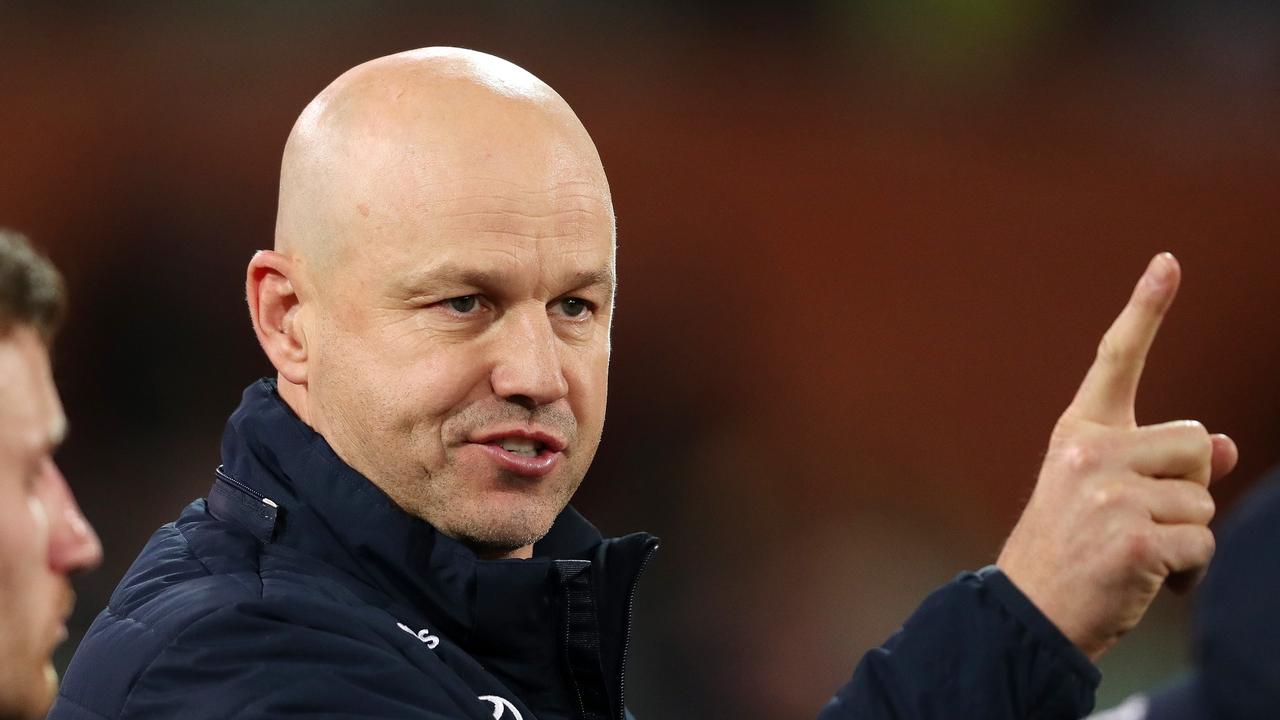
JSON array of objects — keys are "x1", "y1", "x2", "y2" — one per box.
[
  {"x1": 53, "y1": 49, "x2": 1232, "y2": 720},
  {"x1": 0, "y1": 230, "x2": 102, "y2": 720}
]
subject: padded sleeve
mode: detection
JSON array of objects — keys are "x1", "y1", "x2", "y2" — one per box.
[{"x1": 817, "y1": 567, "x2": 1100, "y2": 720}]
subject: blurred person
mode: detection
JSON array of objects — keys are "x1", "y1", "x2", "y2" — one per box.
[
  {"x1": 0, "y1": 230, "x2": 102, "y2": 720},
  {"x1": 1089, "y1": 471, "x2": 1280, "y2": 720},
  {"x1": 52, "y1": 48, "x2": 1234, "y2": 720}
]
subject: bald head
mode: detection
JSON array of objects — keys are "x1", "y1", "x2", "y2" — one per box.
[
  {"x1": 274, "y1": 47, "x2": 612, "y2": 282},
  {"x1": 250, "y1": 48, "x2": 618, "y2": 556}
]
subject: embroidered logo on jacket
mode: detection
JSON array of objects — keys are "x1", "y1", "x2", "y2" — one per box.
[
  {"x1": 395, "y1": 621, "x2": 440, "y2": 649},
  {"x1": 478, "y1": 695, "x2": 523, "y2": 720}
]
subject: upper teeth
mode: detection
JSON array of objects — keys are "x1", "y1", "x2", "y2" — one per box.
[{"x1": 499, "y1": 438, "x2": 540, "y2": 456}]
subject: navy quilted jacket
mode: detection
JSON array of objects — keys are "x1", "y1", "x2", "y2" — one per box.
[{"x1": 52, "y1": 380, "x2": 1099, "y2": 719}]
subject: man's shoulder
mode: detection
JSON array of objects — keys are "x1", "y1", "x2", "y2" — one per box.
[
  {"x1": 102, "y1": 496, "x2": 374, "y2": 619},
  {"x1": 54, "y1": 499, "x2": 400, "y2": 719},
  {"x1": 103, "y1": 498, "x2": 267, "y2": 627},
  {"x1": 54, "y1": 501, "x2": 260, "y2": 714}
]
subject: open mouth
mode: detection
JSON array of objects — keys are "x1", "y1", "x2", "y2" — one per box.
[
  {"x1": 468, "y1": 429, "x2": 565, "y2": 478},
  {"x1": 490, "y1": 437, "x2": 546, "y2": 458}
]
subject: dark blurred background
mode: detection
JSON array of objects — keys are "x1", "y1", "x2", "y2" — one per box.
[{"x1": 3, "y1": 1, "x2": 1278, "y2": 716}]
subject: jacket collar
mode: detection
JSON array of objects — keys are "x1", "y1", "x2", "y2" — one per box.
[{"x1": 213, "y1": 379, "x2": 657, "y2": 715}]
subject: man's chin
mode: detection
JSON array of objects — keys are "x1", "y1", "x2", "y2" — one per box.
[
  {"x1": 461, "y1": 536, "x2": 536, "y2": 560},
  {"x1": 447, "y1": 508, "x2": 559, "y2": 560}
]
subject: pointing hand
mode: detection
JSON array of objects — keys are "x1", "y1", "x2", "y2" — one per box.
[{"x1": 996, "y1": 253, "x2": 1238, "y2": 661}]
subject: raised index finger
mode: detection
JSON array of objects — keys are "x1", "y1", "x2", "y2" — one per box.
[{"x1": 1067, "y1": 252, "x2": 1180, "y2": 426}]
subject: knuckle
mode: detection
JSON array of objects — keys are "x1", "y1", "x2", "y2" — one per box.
[
  {"x1": 1193, "y1": 427, "x2": 1213, "y2": 458},
  {"x1": 1091, "y1": 482, "x2": 1133, "y2": 512},
  {"x1": 1186, "y1": 424, "x2": 1214, "y2": 477},
  {"x1": 1176, "y1": 419, "x2": 1211, "y2": 446},
  {"x1": 1059, "y1": 439, "x2": 1102, "y2": 474},
  {"x1": 1182, "y1": 419, "x2": 1208, "y2": 435},
  {"x1": 1090, "y1": 486, "x2": 1113, "y2": 511}
]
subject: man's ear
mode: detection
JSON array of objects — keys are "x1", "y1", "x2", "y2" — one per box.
[{"x1": 246, "y1": 250, "x2": 308, "y2": 385}]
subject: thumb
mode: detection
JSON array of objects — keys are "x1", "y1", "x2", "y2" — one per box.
[{"x1": 1209, "y1": 434, "x2": 1238, "y2": 485}]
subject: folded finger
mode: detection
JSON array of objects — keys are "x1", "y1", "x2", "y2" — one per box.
[
  {"x1": 1141, "y1": 478, "x2": 1216, "y2": 526},
  {"x1": 1127, "y1": 420, "x2": 1212, "y2": 484},
  {"x1": 1154, "y1": 523, "x2": 1215, "y2": 575}
]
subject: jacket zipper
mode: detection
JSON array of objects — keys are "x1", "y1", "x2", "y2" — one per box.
[
  {"x1": 214, "y1": 465, "x2": 278, "y2": 508},
  {"x1": 616, "y1": 542, "x2": 658, "y2": 720}
]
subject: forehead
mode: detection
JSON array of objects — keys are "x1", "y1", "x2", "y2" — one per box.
[
  {"x1": 0, "y1": 328, "x2": 63, "y2": 458},
  {"x1": 316, "y1": 91, "x2": 617, "y2": 289},
  {"x1": 344, "y1": 171, "x2": 615, "y2": 286}
]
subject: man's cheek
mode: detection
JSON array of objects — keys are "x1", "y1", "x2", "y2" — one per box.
[
  {"x1": 414, "y1": 352, "x2": 494, "y2": 411},
  {"x1": 570, "y1": 358, "x2": 610, "y2": 418}
]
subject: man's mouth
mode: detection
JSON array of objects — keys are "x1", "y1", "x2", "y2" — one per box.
[
  {"x1": 467, "y1": 429, "x2": 566, "y2": 477},
  {"x1": 492, "y1": 437, "x2": 545, "y2": 458}
]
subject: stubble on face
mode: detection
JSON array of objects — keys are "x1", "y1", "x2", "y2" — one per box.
[{"x1": 416, "y1": 398, "x2": 587, "y2": 555}]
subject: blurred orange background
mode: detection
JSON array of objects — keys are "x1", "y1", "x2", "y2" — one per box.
[{"x1": 3, "y1": 2, "x2": 1278, "y2": 716}]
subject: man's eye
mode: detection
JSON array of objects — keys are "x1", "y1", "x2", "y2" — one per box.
[
  {"x1": 446, "y1": 296, "x2": 479, "y2": 314},
  {"x1": 557, "y1": 298, "x2": 590, "y2": 318}
]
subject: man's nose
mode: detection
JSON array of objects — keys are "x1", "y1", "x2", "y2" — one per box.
[
  {"x1": 44, "y1": 463, "x2": 103, "y2": 576},
  {"x1": 489, "y1": 305, "x2": 569, "y2": 408}
]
